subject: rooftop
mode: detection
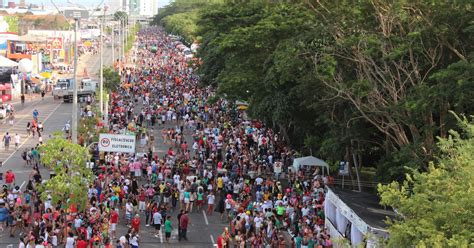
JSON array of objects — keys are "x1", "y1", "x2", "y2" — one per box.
[{"x1": 330, "y1": 186, "x2": 397, "y2": 230}]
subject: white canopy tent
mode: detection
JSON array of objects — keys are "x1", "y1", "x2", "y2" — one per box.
[
  {"x1": 292, "y1": 156, "x2": 330, "y2": 175},
  {"x1": 0, "y1": 56, "x2": 19, "y2": 67}
]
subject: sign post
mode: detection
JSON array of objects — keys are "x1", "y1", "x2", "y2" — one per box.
[
  {"x1": 99, "y1": 133, "x2": 136, "y2": 153},
  {"x1": 339, "y1": 161, "x2": 349, "y2": 188}
]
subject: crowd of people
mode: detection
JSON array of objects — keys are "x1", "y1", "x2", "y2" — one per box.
[{"x1": 0, "y1": 27, "x2": 334, "y2": 248}]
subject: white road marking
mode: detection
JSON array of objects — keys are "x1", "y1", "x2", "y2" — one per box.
[
  {"x1": 160, "y1": 230, "x2": 163, "y2": 243},
  {"x1": 210, "y1": 234, "x2": 215, "y2": 244},
  {"x1": 2, "y1": 102, "x2": 62, "y2": 164},
  {"x1": 202, "y1": 210, "x2": 209, "y2": 225},
  {"x1": 19, "y1": 180, "x2": 26, "y2": 190},
  {"x1": 2, "y1": 101, "x2": 50, "y2": 134}
]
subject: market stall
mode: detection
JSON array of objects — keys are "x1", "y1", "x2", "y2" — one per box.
[
  {"x1": 0, "y1": 55, "x2": 18, "y2": 102},
  {"x1": 0, "y1": 83, "x2": 12, "y2": 102}
]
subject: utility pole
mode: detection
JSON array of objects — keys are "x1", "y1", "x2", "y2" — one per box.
[
  {"x1": 99, "y1": 5, "x2": 105, "y2": 115},
  {"x1": 111, "y1": 23, "x2": 114, "y2": 68},
  {"x1": 72, "y1": 18, "x2": 78, "y2": 144},
  {"x1": 125, "y1": 19, "x2": 127, "y2": 62},
  {"x1": 121, "y1": 18, "x2": 125, "y2": 65}
]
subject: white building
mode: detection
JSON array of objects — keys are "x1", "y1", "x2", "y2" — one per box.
[{"x1": 138, "y1": 0, "x2": 158, "y2": 17}]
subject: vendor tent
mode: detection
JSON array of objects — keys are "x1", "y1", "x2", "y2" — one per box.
[
  {"x1": 292, "y1": 156, "x2": 330, "y2": 175},
  {"x1": 0, "y1": 56, "x2": 19, "y2": 67}
]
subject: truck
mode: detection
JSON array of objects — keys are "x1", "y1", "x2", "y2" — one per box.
[
  {"x1": 54, "y1": 78, "x2": 97, "y2": 103},
  {"x1": 52, "y1": 78, "x2": 72, "y2": 99}
]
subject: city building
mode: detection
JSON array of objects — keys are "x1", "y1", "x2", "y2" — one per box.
[
  {"x1": 138, "y1": 0, "x2": 157, "y2": 17},
  {"x1": 122, "y1": 0, "x2": 129, "y2": 13},
  {"x1": 7, "y1": 1, "x2": 15, "y2": 8},
  {"x1": 106, "y1": 0, "x2": 158, "y2": 17}
]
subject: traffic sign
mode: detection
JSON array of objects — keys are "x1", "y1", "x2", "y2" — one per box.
[
  {"x1": 98, "y1": 133, "x2": 136, "y2": 153},
  {"x1": 63, "y1": 9, "x2": 89, "y2": 19}
]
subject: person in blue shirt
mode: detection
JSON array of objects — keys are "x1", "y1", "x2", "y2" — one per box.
[{"x1": 0, "y1": 202, "x2": 8, "y2": 232}]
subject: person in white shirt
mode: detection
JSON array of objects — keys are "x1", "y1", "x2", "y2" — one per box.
[
  {"x1": 119, "y1": 236, "x2": 128, "y2": 248},
  {"x1": 206, "y1": 192, "x2": 215, "y2": 215},
  {"x1": 125, "y1": 201, "x2": 133, "y2": 225},
  {"x1": 153, "y1": 211, "x2": 163, "y2": 237},
  {"x1": 14, "y1": 134, "x2": 20, "y2": 149},
  {"x1": 301, "y1": 205, "x2": 310, "y2": 217},
  {"x1": 65, "y1": 233, "x2": 75, "y2": 248},
  {"x1": 173, "y1": 174, "x2": 180, "y2": 185},
  {"x1": 254, "y1": 214, "x2": 263, "y2": 232}
]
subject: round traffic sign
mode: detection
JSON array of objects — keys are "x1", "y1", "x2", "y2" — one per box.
[{"x1": 100, "y1": 137, "x2": 110, "y2": 147}]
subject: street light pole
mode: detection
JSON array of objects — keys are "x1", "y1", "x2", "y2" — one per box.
[
  {"x1": 125, "y1": 20, "x2": 127, "y2": 62},
  {"x1": 99, "y1": 6, "x2": 105, "y2": 115},
  {"x1": 111, "y1": 23, "x2": 114, "y2": 68},
  {"x1": 121, "y1": 18, "x2": 125, "y2": 65},
  {"x1": 72, "y1": 18, "x2": 79, "y2": 144}
]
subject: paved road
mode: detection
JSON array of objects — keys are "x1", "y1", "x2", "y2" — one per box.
[
  {"x1": 0, "y1": 48, "x2": 114, "y2": 182},
  {"x1": 0, "y1": 47, "x2": 229, "y2": 247},
  {"x1": 107, "y1": 98, "x2": 227, "y2": 247}
]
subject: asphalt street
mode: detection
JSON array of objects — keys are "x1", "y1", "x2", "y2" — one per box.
[
  {"x1": 0, "y1": 48, "x2": 113, "y2": 244},
  {"x1": 0, "y1": 47, "x2": 228, "y2": 247}
]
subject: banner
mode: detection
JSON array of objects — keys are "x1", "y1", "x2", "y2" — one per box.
[{"x1": 46, "y1": 37, "x2": 63, "y2": 50}]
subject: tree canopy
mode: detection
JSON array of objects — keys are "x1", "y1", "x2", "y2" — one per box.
[
  {"x1": 114, "y1": 11, "x2": 128, "y2": 23},
  {"x1": 171, "y1": 0, "x2": 473, "y2": 183},
  {"x1": 38, "y1": 134, "x2": 93, "y2": 211},
  {"x1": 378, "y1": 115, "x2": 474, "y2": 247},
  {"x1": 150, "y1": 0, "x2": 223, "y2": 43}
]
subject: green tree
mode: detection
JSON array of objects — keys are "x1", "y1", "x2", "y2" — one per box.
[
  {"x1": 378, "y1": 115, "x2": 474, "y2": 247},
  {"x1": 193, "y1": 0, "x2": 474, "y2": 183},
  {"x1": 114, "y1": 11, "x2": 128, "y2": 23},
  {"x1": 103, "y1": 66, "x2": 120, "y2": 90},
  {"x1": 4, "y1": 16, "x2": 19, "y2": 33},
  {"x1": 150, "y1": 0, "x2": 223, "y2": 43},
  {"x1": 38, "y1": 134, "x2": 93, "y2": 211}
]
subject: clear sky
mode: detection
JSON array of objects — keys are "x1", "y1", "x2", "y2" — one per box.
[{"x1": 26, "y1": 0, "x2": 171, "y2": 8}]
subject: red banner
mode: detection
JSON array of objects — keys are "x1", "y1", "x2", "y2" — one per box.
[{"x1": 46, "y1": 37, "x2": 63, "y2": 50}]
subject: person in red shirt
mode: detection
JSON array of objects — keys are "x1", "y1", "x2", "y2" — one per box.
[
  {"x1": 131, "y1": 214, "x2": 141, "y2": 233},
  {"x1": 138, "y1": 190, "x2": 146, "y2": 212},
  {"x1": 217, "y1": 235, "x2": 224, "y2": 248},
  {"x1": 179, "y1": 211, "x2": 190, "y2": 241},
  {"x1": 5, "y1": 170, "x2": 15, "y2": 189},
  {"x1": 76, "y1": 236, "x2": 88, "y2": 248},
  {"x1": 109, "y1": 208, "x2": 119, "y2": 239}
]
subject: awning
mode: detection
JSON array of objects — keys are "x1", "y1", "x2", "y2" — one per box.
[
  {"x1": 292, "y1": 156, "x2": 330, "y2": 175},
  {"x1": 0, "y1": 56, "x2": 19, "y2": 67}
]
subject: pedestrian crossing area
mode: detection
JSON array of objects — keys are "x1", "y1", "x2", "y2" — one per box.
[{"x1": 0, "y1": 99, "x2": 63, "y2": 164}]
